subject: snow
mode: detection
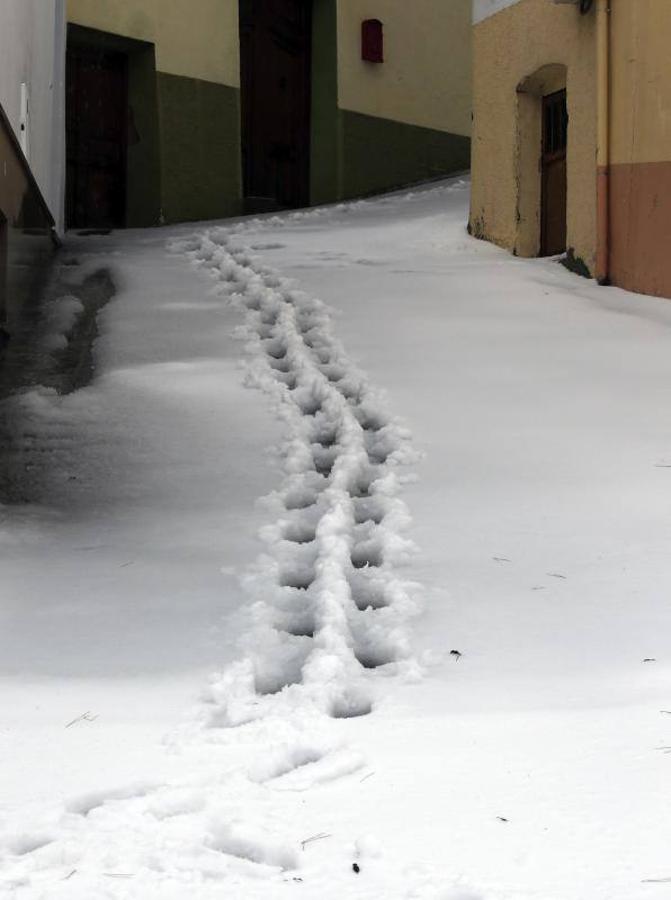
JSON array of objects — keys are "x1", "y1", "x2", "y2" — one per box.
[
  {"x1": 1, "y1": 178, "x2": 670, "y2": 898},
  {"x1": 40, "y1": 296, "x2": 84, "y2": 352}
]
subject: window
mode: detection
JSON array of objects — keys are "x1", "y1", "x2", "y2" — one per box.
[{"x1": 543, "y1": 90, "x2": 568, "y2": 157}]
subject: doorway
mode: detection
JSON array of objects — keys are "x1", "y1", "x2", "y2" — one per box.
[
  {"x1": 66, "y1": 42, "x2": 128, "y2": 229},
  {"x1": 540, "y1": 89, "x2": 567, "y2": 256},
  {"x1": 0, "y1": 212, "x2": 7, "y2": 329},
  {"x1": 239, "y1": 0, "x2": 312, "y2": 212}
]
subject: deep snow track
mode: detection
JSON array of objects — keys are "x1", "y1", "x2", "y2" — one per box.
[{"x1": 183, "y1": 225, "x2": 421, "y2": 724}]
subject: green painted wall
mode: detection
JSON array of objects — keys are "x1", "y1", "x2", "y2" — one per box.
[
  {"x1": 68, "y1": 13, "x2": 470, "y2": 227},
  {"x1": 157, "y1": 73, "x2": 242, "y2": 224},
  {"x1": 339, "y1": 109, "x2": 470, "y2": 200},
  {"x1": 309, "y1": 1, "x2": 471, "y2": 207},
  {"x1": 126, "y1": 44, "x2": 161, "y2": 226}
]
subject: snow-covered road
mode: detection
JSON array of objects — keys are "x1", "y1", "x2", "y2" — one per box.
[{"x1": 1, "y1": 179, "x2": 669, "y2": 898}]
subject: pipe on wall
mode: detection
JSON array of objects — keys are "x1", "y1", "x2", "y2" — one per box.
[{"x1": 595, "y1": 0, "x2": 611, "y2": 284}]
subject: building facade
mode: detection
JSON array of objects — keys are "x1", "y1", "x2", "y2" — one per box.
[
  {"x1": 470, "y1": 0, "x2": 671, "y2": 300},
  {"x1": 66, "y1": 0, "x2": 241, "y2": 228},
  {"x1": 65, "y1": 0, "x2": 472, "y2": 227},
  {"x1": 328, "y1": 0, "x2": 471, "y2": 204},
  {"x1": 0, "y1": 0, "x2": 65, "y2": 347}
]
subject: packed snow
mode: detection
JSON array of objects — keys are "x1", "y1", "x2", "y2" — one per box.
[{"x1": 1, "y1": 178, "x2": 670, "y2": 899}]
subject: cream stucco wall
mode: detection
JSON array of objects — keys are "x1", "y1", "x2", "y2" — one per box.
[
  {"x1": 336, "y1": 0, "x2": 471, "y2": 137},
  {"x1": 67, "y1": 0, "x2": 239, "y2": 87},
  {"x1": 610, "y1": 0, "x2": 671, "y2": 166},
  {"x1": 470, "y1": 0, "x2": 596, "y2": 270}
]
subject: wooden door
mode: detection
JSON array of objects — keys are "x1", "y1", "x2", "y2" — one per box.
[
  {"x1": 239, "y1": 0, "x2": 312, "y2": 211},
  {"x1": 540, "y1": 89, "x2": 567, "y2": 256},
  {"x1": 66, "y1": 42, "x2": 128, "y2": 229},
  {"x1": 0, "y1": 213, "x2": 7, "y2": 335}
]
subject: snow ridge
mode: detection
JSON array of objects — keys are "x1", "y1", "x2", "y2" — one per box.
[
  {"x1": 184, "y1": 225, "x2": 423, "y2": 726},
  {"x1": 218, "y1": 177, "x2": 468, "y2": 238}
]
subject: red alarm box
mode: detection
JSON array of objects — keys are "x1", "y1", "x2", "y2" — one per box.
[{"x1": 361, "y1": 19, "x2": 383, "y2": 63}]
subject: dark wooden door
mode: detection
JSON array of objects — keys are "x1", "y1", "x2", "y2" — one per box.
[
  {"x1": 0, "y1": 213, "x2": 7, "y2": 332},
  {"x1": 540, "y1": 89, "x2": 567, "y2": 256},
  {"x1": 66, "y1": 42, "x2": 128, "y2": 229},
  {"x1": 239, "y1": 0, "x2": 312, "y2": 211}
]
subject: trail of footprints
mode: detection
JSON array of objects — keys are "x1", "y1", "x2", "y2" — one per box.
[
  {"x1": 0, "y1": 227, "x2": 424, "y2": 886},
  {"x1": 186, "y1": 227, "x2": 420, "y2": 725}
]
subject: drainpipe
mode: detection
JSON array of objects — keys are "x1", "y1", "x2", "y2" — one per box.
[{"x1": 595, "y1": 0, "x2": 611, "y2": 284}]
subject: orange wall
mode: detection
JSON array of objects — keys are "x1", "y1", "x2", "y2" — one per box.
[{"x1": 608, "y1": 0, "x2": 671, "y2": 298}]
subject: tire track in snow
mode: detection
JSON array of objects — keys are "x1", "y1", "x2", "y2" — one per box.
[{"x1": 183, "y1": 224, "x2": 423, "y2": 725}]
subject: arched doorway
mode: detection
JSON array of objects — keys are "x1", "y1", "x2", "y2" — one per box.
[
  {"x1": 516, "y1": 64, "x2": 568, "y2": 257},
  {"x1": 239, "y1": 0, "x2": 312, "y2": 213}
]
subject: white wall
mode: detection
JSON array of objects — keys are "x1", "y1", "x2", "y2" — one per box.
[
  {"x1": 473, "y1": 0, "x2": 522, "y2": 24},
  {"x1": 0, "y1": 0, "x2": 66, "y2": 232}
]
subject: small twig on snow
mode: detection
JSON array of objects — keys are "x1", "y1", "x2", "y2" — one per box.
[
  {"x1": 65, "y1": 711, "x2": 98, "y2": 728},
  {"x1": 301, "y1": 833, "x2": 331, "y2": 851}
]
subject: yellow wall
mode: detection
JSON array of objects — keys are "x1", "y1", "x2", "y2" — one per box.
[
  {"x1": 67, "y1": 0, "x2": 240, "y2": 86},
  {"x1": 336, "y1": 0, "x2": 471, "y2": 136},
  {"x1": 610, "y1": 0, "x2": 671, "y2": 167},
  {"x1": 69, "y1": 0, "x2": 472, "y2": 133},
  {"x1": 470, "y1": 0, "x2": 596, "y2": 269}
]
